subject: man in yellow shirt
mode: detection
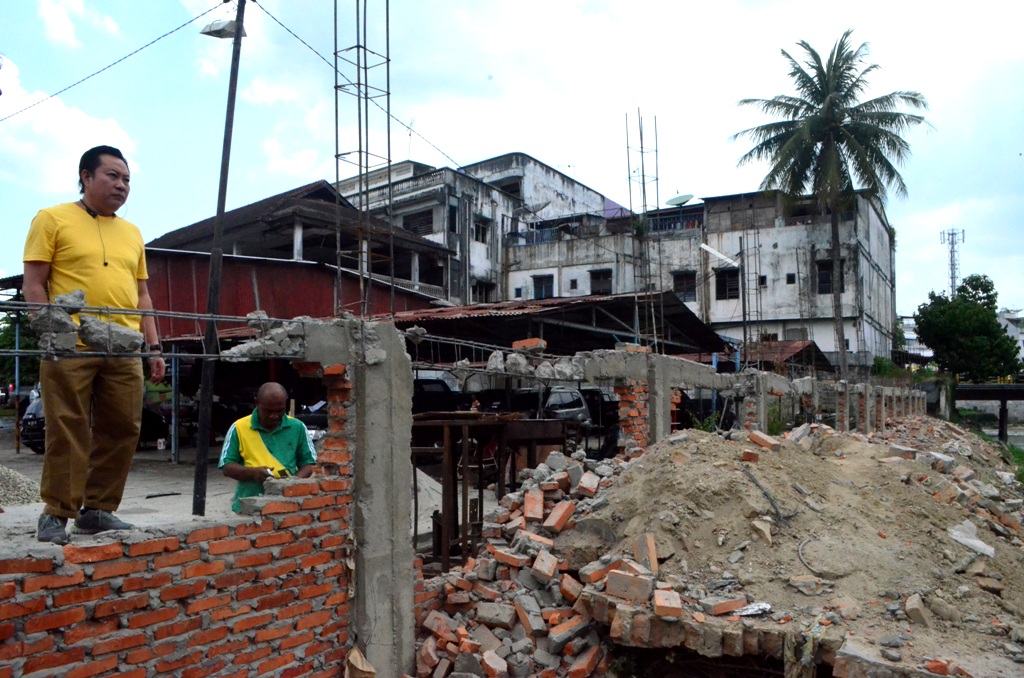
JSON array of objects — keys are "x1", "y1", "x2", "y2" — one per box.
[{"x1": 23, "y1": 145, "x2": 166, "y2": 544}]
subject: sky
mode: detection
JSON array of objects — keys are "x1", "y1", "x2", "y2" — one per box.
[{"x1": 1, "y1": 0, "x2": 1022, "y2": 317}]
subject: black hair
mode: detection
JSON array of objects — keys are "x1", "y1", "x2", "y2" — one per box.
[{"x1": 78, "y1": 145, "x2": 129, "y2": 194}]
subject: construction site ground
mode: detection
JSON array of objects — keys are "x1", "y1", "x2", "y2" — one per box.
[{"x1": 415, "y1": 416, "x2": 1024, "y2": 677}]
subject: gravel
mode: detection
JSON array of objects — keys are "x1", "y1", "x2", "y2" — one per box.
[{"x1": 0, "y1": 464, "x2": 41, "y2": 505}]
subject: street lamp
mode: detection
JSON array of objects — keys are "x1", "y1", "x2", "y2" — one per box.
[{"x1": 193, "y1": 0, "x2": 246, "y2": 516}]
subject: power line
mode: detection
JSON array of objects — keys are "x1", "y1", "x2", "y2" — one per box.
[
  {"x1": 0, "y1": 3, "x2": 223, "y2": 124},
  {"x1": 251, "y1": 0, "x2": 464, "y2": 170}
]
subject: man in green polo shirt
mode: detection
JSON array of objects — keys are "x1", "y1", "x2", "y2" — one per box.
[{"x1": 219, "y1": 382, "x2": 317, "y2": 513}]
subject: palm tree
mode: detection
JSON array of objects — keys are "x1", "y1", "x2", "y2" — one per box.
[{"x1": 733, "y1": 30, "x2": 927, "y2": 377}]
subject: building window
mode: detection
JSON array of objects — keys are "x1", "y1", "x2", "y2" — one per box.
[
  {"x1": 533, "y1": 275, "x2": 554, "y2": 300},
  {"x1": 589, "y1": 269, "x2": 613, "y2": 295},
  {"x1": 758, "y1": 275, "x2": 767, "y2": 287},
  {"x1": 817, "y1": 260, "x2": 845, "y2": 295},
  {"x1": 473, "y1": 222, "x2": 489, "y2": 244},
  {"x1": 786, "y1": 273, "x2": 796, "y2": 285},
  {"x1": 514, "y1": 287, "x2": 522, "y2": 298},
  {"x1": 672, "y1": 271, "x2": 697, "y2": 302},
  {"x1": 402, "y1": 209, "x2": 433, "y2": 236},
  {"x1": 715, "y1": 268, "x2": 740, "y2": 300},
  {"x1": 759, "y1": 332, "x2": 779, "y2": 342},
  {"x1": 785, "y1": 327, "x2": 809, "y2": 341},
  {"x1": 569, "y1": 279, "x2": 578, "y2": 290},
  {"x1": 448, "y1": 205, "x2": 458, "y2": 234},
  {"x1": 471, "y1": 281, "x2": 495, "y2": 303}
]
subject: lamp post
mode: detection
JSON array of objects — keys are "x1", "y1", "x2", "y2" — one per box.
[{"x1": 193, "y1": 0, "x2": 246, "y2": 516}]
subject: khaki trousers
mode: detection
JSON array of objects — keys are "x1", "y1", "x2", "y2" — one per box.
[{"x1": 39, "y1": 356, "x2": 143, "y2": 519}]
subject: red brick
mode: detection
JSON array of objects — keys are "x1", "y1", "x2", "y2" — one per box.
[
  {"x1": 185, "y1": 525, "x2": 231, "y2": 543},
  {"x1": 160, "y1": 580, "x2": 207, "y2": 602},
  {"x1": 512, "y1": 337, "x2": 547, "y2": 351},
  {"x1": 296, "y1": 610, "x2": 331, "y2": 630},
  {"x1": 278, "y1": 516, "x2": 313, "y2": 532},
  {"x1": 127, "y1": 536, "x2": 180, "y2": 556},
  {"x1": 742, "y1": 450, "x2": 760, "y2": 463},
  {"x1": 253, "y1": 531, "x2": 294, "y2": 548},
  {"x1": 64, "y1": 543, "x2": 123, "y2": 564},
  {"x1": 180, "y1": 560, "x2": 227, "y2": 580},
  {"x1": 187, "y1": 627, "x2": 231, "y2": 647},
  {"x1": 491, "y1": 548, "x2": 530, "y2": 569},
  {"x1": 259, "y1": 653, "x2": 297, "y2": 675},
  {"x1": 122, "y1": 572, "x2": 173, "y2": 591},
  {"x1": 155, "y1": 649, "x2": 204, "y2": 673},
  {"x1": 300, "y1": 551, "x2": 334, "y2": 570},
  {"x1": 576, "y1": 471, "x2": 600, "y2": 497},
  {"x1": 523, "y1": 489, "x2": 545, "y2": 522},
  {"x1": 126, "y1": 607, "x2": 179, "y2": 629},
  {"x1": 232, "y1": 552, "x2": 274, "y2": 569},
  {"x1": 568, "y1": 646, "x2": 602, "y2": 677},
  {"x1": 91, "y1": 558, "x2": 149, "y2": 579},
  {"x1": 653, "y1": 589, "x2": 683, "y2": 618},
  {"x1": 255, "y1": 590, "x2": 298, "y2": 611},
  {"x1": 560, "y1": 573, "x2": 584, "y2": 602},
  {"x1": 279, "y1": 629, "x2": 315, "y2": 651},
  {"x1": 632, "y1": 533, "x2": 658, "y2": 575},
  {"x1": 65, "y1": 655, "x2": 119, "y2": 678},
  {"x1": 209, "y1": 537, "x2": 252, "y2": 555},
  {"x1": 749, "y1": 430, "x2": 781, "y2": 451},
  {"x1": 22, "y1": 571, "x2": 86, "y2": 593},
  {"x1": 214, "y1": 570, "x2": 258, "y2": 589},
  {"x1": 154, "y1": 616, "x2": 204, "y2": 641},
  {"x1": 25, "y1": 605, "x2": 87, "y2": 633},
  {"x1": 235, "y1": 520, "x2": 275, "y2": 536},
  {"x1": 92, "y1": 632, "x2": 148, "y2": 655},
  {"x1": 53, "y1": 583, "x2": 111, "y2": 607},
  {"x1": 0, "y1": 558, "x2": 54, "y2": 575},
  {"x1": 254, "y1": 623, "x2": 294, "y2": 643},
  {"x1": 125, "y1": 641, "x2": 176, "y2": 664},
  {"x1": 22, "y1": 646, "x2": 86, "y2": 675},
  {"x1": 542, "y1": 500, "x2": 575, "y2": 533},
  {"x1": 277, "y1": 601, "x2": 314, "y2": 621},
  {"x1": 605, "y1": 570, "x2": 655, "y2": 603},
  {"x1": 259, "y1": 500, "x2": 300, "y2": 514},
  {"x1": 153, "y1": 548, "x2": 202, "y2": 569},
  {"x1": 531, "y1": 549, "x2": 559, "y2": 584},
  {"x1": 207, "y1": 638, "x2": 250, "y2": 658},
  {"x1": 700, "y1": 595, "x2": 748, "y2": 616},
  {"x1": 323, "y1": 364, "x2": 347, "y2": 376},
  {"x1": 0, "y1": 596, "x2": 47, "y2": 622},
  {"x1": 186, "y1": 593, "x2": 233, "y2": 614},
  {"x1": 63, "y1": 619, "x2": 119, "y2": 645}
]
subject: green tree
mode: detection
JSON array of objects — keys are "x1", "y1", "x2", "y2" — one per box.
[
  {"x1": 914, "y1": 274, "x2": 1021, "y2": 382},
  {"x1": 0, "y1": 307, "x2": 39, "y2": 395},
  {"x1": 733, "y1": 30, "x2": 927, "y2": 377}
]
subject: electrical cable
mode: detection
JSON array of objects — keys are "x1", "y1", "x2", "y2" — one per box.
[{"x1": 0, "y1": 2, "x2": 223, "y2": 124}]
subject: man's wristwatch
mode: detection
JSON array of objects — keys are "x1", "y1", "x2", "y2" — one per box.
[{"x1": 148, "y1": 343, "x2": 163, "y2": 355}]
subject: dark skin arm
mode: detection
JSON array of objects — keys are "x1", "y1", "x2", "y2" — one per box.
[{"x1": 222, "y1": 463, "x2": 314, "y2": 485}]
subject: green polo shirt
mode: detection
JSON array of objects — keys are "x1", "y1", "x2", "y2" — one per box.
[{"x1": 218, "y1": 410, "x2": 317, "y2": 512}]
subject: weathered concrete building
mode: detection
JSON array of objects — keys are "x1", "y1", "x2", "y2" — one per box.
[
  {"x1": 337, "y1": 153, "x2": 611, "y2": 305},
  {"x1": 508, "y1": 190, "x2": 897, "y2": 368}
]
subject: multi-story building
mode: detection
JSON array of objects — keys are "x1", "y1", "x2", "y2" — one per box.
[{"x1": 345, "y1": 155, "x2": 897, "y2": 368}]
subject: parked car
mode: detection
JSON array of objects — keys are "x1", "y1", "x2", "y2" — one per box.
[
  {"x1": 472, "y1": 386, "x2": 592, "y2": 427},
  {"x1": 412, "y1": 378, "x2": 466, "y2": 414},
  {"x1": 20, "y1": 392, "x2": 170, "y2": 455}
]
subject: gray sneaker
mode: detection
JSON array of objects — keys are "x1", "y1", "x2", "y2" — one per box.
[
  {"x1": 73, "y1": 509, "x2": 135, "y2": 534},
  {"x1": 37, "y1": 514, "x2": 69, "y2": 545}
]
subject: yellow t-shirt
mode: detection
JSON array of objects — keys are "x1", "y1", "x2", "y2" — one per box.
[{"x1": 23, "y1": 202, "x2": 148, "y2": 331}]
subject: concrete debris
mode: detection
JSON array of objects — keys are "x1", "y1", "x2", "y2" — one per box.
[
  {"x1": 414, "y1": 414, "x2": 1024, "y2": 677},
  {"x1": 29, "y1": 305, "x2": 78, "y2": 334},
  {"x1": 78, "y1": 314, "x2": 144, "y2": 353},
  {"x1": 486, "y1": 350, "x2": 505, "y2": 372}
]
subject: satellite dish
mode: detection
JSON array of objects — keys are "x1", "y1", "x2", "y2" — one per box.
[{"x1": 666, "y1": 194, "x2": 694, "y2": 207}]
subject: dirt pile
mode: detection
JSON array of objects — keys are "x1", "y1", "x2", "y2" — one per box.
[{"x1": 413, "y1": 417, "x2": 1024, "y2": 677}]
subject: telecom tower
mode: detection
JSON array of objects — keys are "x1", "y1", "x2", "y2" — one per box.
[{"x1": 940, "y1": 228, "x2": 965, "y2": 297}]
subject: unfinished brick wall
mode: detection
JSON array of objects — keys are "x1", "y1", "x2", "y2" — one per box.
[
  {"x1": 0, "y1": 362, "x2": 354, "y2": 678},
  {"x1": 0, "y1": 480, "x2": 352, "y2": 677},
  {"x1": 615, "y1": 379, "x2": 650, "y2": 449}
]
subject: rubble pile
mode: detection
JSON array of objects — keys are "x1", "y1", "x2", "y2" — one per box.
[{"x1": 412, "y1": 416, "x2": 1024, "y2": 677}]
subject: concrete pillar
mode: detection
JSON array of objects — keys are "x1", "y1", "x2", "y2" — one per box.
[
  {"x1": 648, "y1": 355, "x2": 670, "y2": 443},
  {"x1": 857, "y1": 384, "x2": 873, "y2": 434},
  {"x1": 307, "y1": 319, "x2": 416, "y2": 676},
  {"x1": 293, "y1": 219, "x2": 304, "y2": 260},
  {"x1": 411, "y1": 252, "x2": 420, "y2": 290},
  {"x1": 875, "y1": 386, "x2": 886, "y2": 433},
  {"x1": 836, "y1": 381, "x2": 850, "y2": 432}
]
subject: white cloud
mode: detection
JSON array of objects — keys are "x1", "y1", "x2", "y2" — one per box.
[
  {"x1": 263, "y1": 138, "x2": 328, "y2": 179},
  {"x1": 38, "y1": 0, "x2": 84, "y2": 48},
  {"x1": 242, "y1": 77, "x2": 298, "y2": 105}
]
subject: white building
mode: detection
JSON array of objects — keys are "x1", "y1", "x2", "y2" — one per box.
[{"x1": 341, "y1": 154, "x2": 898, "y2": 369}]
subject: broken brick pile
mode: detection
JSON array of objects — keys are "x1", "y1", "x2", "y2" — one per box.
[{"x1": 408, "y1": 446, "x2": 832, "y2": 677}]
